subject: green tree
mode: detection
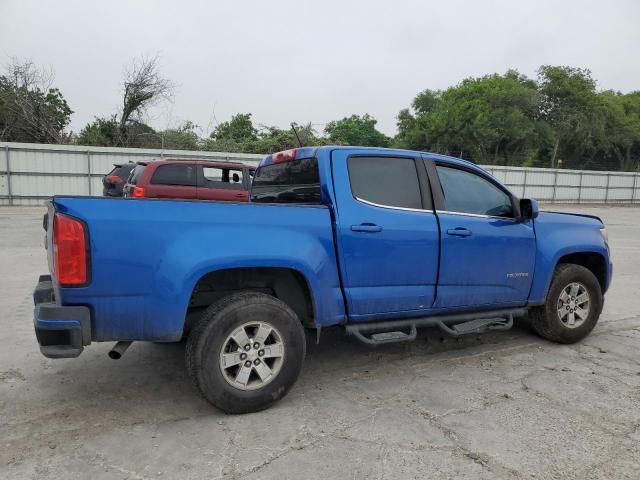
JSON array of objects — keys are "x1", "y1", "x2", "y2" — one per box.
[
  {"x1": 537, "y1": 66, "x2": 606, "y2": 168},
  {"x1": 324, "y1": 114, "x2": 389, "y2": 147},
  {"x1": 251, "y1": 123, "x2": 327, "y2": 153},
  {"x1": 211, "y1": 113, "x2": 257, "y2": 143},
  {"x1": 160, "y1": 121, "x2": 201, "y2": 150},
  {"x1": 598, "y1": 91, "x2": 640, "y2": 171},
  {"x1": 412, "y1": 89, "x2": 441, "y2": 115},
  {"x1": 394, "y1": 89, "x2": 443, "y2": 150},
  {"x1": 118, "y1": 56, "x2": 174, "y2": 147},
  {"x1": 78, "y1": 116, "x2": 158, "y2": 148},
  {"x1": 396, "y1": 71, "x2": 548, "y2": 166},
  {"x1": 204, "y1": 115, "x2": 327, "y2": 154},
  {"x1": 0, "y1": 59, "x2": 72, "y2": 143},
  {"x1": 77, "y1": 116, "x2": 119, "y2": 146}
]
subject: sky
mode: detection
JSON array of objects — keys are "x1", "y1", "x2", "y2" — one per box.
[{"x1": 1, "y1": 0, "x2": 639, "y2": 137}]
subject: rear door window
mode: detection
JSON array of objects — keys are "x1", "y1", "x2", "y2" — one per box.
[
  {"x1": 348, "y1": 156, "x2": 423, "y2": 210},
  {"x1": 151, "y1": 164, "x2": 197, "y2": 186},
  {"x1": 251, "y1": 158, "x2": 321, "y2": 203},
  {"x1": 201, "y1": 166, "x2": 245, "y2": 190}
]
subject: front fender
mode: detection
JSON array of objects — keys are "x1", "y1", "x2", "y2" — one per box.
[{"x1": 528, "y1": 212, "x2": 609, "y2": 304}]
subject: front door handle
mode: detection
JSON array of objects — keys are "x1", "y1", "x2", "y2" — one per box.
[
  {"x1": 446, "y1": 227, "x2": 472, "y2": 237},
  {"x1": 351, "y1": 223, "x2": 383, "y2": 233}
]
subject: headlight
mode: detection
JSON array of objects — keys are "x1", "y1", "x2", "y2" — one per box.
[{"x1": 600, "y1": 226, "x2": 608, "y2": 244}]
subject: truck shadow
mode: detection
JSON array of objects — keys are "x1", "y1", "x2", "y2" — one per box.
[
  {"x1": 130, "y1": 318, "x2": 542, "y2": 395},
  {"x1": 305, "y1": 318, "x2": 539, "y2": 359},
  {"x1": 26, "y1": 318, "x2": 542, "y2": 429}
]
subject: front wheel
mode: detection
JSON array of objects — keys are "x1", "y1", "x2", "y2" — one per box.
[
  {"x1": 185, "y1": 292, "x2": 306, "y2": 413},
  {"x1": 529, "y1": 263, "x2": 603, "y2": 344}
]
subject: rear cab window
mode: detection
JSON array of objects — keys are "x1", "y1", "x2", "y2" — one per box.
[
  {"x1": 348, "y1": 156, "x2": 425, "y2": 210},
  {"x1": 251, "y1": 157, "x2": 321, "y2": 203}
]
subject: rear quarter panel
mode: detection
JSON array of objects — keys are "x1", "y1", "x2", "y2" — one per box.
[{"x1": 53, "y1": 197, "x2": 344, "y2": 341}]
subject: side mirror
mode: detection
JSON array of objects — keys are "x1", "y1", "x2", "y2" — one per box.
[{"x1": 520, "y1": 198, "x2": 539, "y2": 221}]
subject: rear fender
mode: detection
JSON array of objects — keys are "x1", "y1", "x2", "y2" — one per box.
[{"x1": 172, "y1": 228, "x2": 346, "y2": 329}]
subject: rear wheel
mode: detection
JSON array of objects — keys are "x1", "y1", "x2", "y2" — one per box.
[
  {"x1": 185, "y1": 292, "x2": 306, "y2": 413},
  {"x1": 529, "y1": 264, "x2": 602, "y2": 344}
]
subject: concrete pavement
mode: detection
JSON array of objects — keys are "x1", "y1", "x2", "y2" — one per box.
[{"x1": 1, "y1": 205, "x2": 639, "y2": 479}]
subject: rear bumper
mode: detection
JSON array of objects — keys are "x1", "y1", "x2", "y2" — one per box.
[{"x1": 33, "y1": 275, "x2": 91, "y2": 359}]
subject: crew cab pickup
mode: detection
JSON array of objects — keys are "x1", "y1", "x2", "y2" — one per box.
[{"x1": 33, "y1": 146, "x2": 612, "y2": 413}]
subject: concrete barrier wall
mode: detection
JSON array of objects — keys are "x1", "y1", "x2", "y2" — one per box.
[
  {"x1": 482, "y1": 165, "x2": 640, "y2": 204},
  {"x1": 1, "y1": 142, "x2": 638, "y2": 205},
  {"x1": 0, "y1": 142, "x2": 263, "y2": 205}
]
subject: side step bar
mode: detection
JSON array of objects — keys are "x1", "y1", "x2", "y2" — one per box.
[
  {"x1": 350, "y1": 325, "x2": 418, "y2": 346},
  {"x1": 438, "y1": 315, "x2": 513, "y2": 337},
  {"x1": 346, "y1": 308, "x2": 525, "y2": 346}
]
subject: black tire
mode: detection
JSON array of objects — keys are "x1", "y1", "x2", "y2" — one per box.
[
  {"x1": 185, "y1": 292, "x2": 306, "y2": 414},
  {"x1": 529, "y1": 263, "x2": 603, "y2": 344}
]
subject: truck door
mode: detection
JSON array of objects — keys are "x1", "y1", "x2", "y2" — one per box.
[
  {"x1": 426, "y1": 158, "x2": 536, "y2": 308},
  {"x1": 331, "y1": 149, "x2": 440, "y2": 321}
]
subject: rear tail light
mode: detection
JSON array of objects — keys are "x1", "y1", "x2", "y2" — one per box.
[
  {"x1": 53, "y1": 213, "x2": 88, "y2": 286},
  {"x1": 104, "y1": 175, "x2": 122, "y2": 184},
  {"x1": 131, "y1": 186, "x2": 146, "y2": 198},
  {"x1": 272, "y1": 149, "x2": 297, "y2": 163}
]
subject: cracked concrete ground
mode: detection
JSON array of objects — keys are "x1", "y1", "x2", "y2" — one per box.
[{"x1": 1, "y1": 204, "x2": 639, "y2": 480}]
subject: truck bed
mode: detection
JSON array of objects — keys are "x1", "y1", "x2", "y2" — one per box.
[{"x1": 50, "y1": 196, "x2": 345, "y2": 342}]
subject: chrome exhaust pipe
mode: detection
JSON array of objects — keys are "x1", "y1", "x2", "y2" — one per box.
[{"x1": 108, "y1": 341, "x2": 132, "y2": 359}]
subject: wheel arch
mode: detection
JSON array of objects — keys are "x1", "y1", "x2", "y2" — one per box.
[
  {"x1": 529, "y1": 244, "x2": 610, "y2": 305},
  {"x1": 187, "y1": 266, "x2": 317, "y2": 330},
  {"x1": 556, "y1": 251, "x2": 607, "y2": 294}
]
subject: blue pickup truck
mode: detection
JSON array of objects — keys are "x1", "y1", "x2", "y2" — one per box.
[{"x1": 33, "y1": 146, "x2": 612, "y2": 413}]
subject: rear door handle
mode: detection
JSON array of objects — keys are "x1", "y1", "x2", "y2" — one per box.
[
  {"x1": 351, "y1": 223, "x2": 383, "y2": 233},
  {"x1": 446, "y1": 227, "x2": 472, "y2": 237}
]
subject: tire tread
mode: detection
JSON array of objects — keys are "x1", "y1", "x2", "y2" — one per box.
[
  {"x1": 529, "y1": 263, "x2": 602, "y2": 344},
  {"x1": 185, "y1": 292, "x2": 305, "y2": 413}
]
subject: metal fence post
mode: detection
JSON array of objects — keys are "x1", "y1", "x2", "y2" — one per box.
[
  {"x1": 86, "y1": 151, "x2": 92, "y2": 195},
  {"x1": 577, "y1": 171, "x2": 583, "y2": 204},
  {"x1": 604, "y1": 173, "x2": 611, "y2": 204},
  {"x1": 632, "y1": 173, "x2": 638, "y2": 204},
  {"x1": 551, "y1": 170, "x2": 558, "y2": 202},
  {"x1": 522, "y1": 169, "x2": 528, "y2": 198},
  {"x1": 5, "y1": 145, "x2": 12, "y2": 205}
]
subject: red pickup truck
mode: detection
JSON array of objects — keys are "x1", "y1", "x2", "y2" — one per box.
[{"x1": 123, "y1": 159, "x2": 255, "y2": 201}]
